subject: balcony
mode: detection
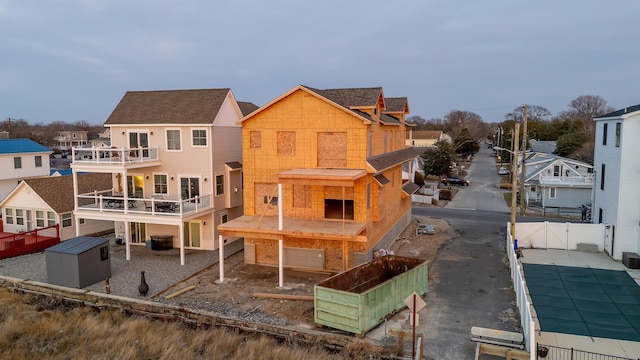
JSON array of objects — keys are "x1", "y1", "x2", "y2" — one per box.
[
  {"x1": 539, "y1": 175, "x2": 594, "y2": 186},
  {"x1": 76, "y1": 190, "x2": 212, "y2": 217},
  {"x1": 71, "y1": 147, "x2": 161, "y2": 169}
]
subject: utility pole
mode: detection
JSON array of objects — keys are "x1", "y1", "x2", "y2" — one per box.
[
  {"x1": 510, "y1": 120, "x2": 520, "y2": 242},
  {"x1": 519, "y1": 105, "x2": 528, "y2": 216}
]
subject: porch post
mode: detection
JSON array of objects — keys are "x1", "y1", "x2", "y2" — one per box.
[
  {"x1": 278, "y1": 183, "x2": 283, "y2": 288},
  {"x1": 179, "y1": 222, "x2": 185, "y2": 265},
  {"x1": 124, "y1": 221, "x2": 131, "y2": 261},
  {"x1": 218, "y1": 234, "x2": 224, "y2": 282}
]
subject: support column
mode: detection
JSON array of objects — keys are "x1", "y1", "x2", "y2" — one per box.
[
  {"x1": 278, "y1": 183, "x2": 283, "y2": 288},
  {"x1": 124, "y1": 221, "x2": 131, "y2": 261},
  {"x1": 219, "y1": 234, "x2": 225, "y2": 283},
  {"x1": 179, "y1": 222, "x2": 185, "y2": 266}
]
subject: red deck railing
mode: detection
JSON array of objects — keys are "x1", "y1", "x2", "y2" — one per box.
[{"x1": 0, "y1": 224, "x2": 60, "y2": 260}]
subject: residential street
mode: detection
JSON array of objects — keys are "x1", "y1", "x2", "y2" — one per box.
[{"x1": 415, "y1": 146, "x2": 521, "y2": 359}]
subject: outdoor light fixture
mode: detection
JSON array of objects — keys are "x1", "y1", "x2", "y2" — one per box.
[
  {"x1": 150, "y1": 131, "x2": 154, "y2": 135},
  {"x1": 171, "y1": 176, "x2": 174, "y2": 181},
  {"x1": 204, "y1": 177, "x2": 207, "y2": 182},
  {"x1": 145, "y1": 175, "x2": 149, "y2": 180},
  {"x1": 121, "y1": 131, "x2": 125, "y2": 135}
]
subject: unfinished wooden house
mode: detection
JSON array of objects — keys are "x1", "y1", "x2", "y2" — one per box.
[{"x1": 218, "y1": 85, "x2": 420, "y2": 271}]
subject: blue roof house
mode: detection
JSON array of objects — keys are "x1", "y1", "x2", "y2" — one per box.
[{"x1": 0, "y1": 139, "x2": 52, "y2": 201}]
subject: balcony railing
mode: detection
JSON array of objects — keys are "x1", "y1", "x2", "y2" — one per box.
[
  {"x1": 76, "y1": 190, "x2": 212, "y2": 217},
  {"x1": 72, "y1": 147, "x2": 159, "y2": 165},
  {"x1": 539, "y1": 175, "x2": 594, "y2": 185}
]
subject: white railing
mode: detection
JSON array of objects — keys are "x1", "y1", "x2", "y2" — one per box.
[
  {"x1": 71, "y1": 147, "x2": 159, "y2": 165},
  {"x1": 507, "y1": 223, "x2": 536, "y2": 359},
  {"x1": 539, "y1": 175, "x2": 594, "y2": 185},
  {"x1": 76, "y1": 191, "x2": 212, "y2": 217}
]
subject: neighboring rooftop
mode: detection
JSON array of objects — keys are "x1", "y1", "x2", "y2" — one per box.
[{"x1": 0, "y1": 139, "x2": 51, "y2": 154}]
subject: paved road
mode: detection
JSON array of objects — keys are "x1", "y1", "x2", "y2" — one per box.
[{"x1": 417, "y1": 146, "x2": 520, "y2": 359}]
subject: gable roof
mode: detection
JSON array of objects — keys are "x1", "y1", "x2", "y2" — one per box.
[
  {"x1": 0, "y1": 139, "x2": 51, "y2": 154},
  {"x1": 594, "y1": 104, "x2": 640, "y2": 119},
  {"x1": 105, "y1": 89, "x2": 232, "y2": 125},
  {"x1": 383, "y1": 97, "x2": 409, "y2": 114},
  {"x1": 238, "y1": 101, "x2": 259, "y2": 116},
  {"x1": 22, "y1": 173, "x2": 112, "y2": 213},
  {"x1": 306, "y1": 87, "x2": 384, "y2": 109},
  {"x1": 380, "y1": 113, "x2": 402, "y2": 125}
]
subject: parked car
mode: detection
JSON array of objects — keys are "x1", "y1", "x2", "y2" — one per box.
[
  {"x1": 417, "y1": 224, "x2": 435, "y2": 235},
  {"x1": 498, "y1": 167, "x2": 509, "y2": 175},
  {"x1": 440, "y1": 176, "x2": 469, "y2": 186}
]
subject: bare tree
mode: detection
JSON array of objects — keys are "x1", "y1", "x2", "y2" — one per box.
[
  {"x1": 504, "y1": 105, "x2": 551, "y2": 122},
  {"x1": 444, "y1": 110, "x2": 486, "y2": 141},
  {"x1": 568, "y1": 95, "x2": 614, "y2": 123}
]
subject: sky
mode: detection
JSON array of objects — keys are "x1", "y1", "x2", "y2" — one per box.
[{"x1": 1, "y1": 0, "x2": 639, "y2": 125}]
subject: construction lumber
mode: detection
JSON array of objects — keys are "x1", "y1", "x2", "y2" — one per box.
[
  {"x1": 251, "y1": 292, "x2": 314, "y2": 301},
  {"x1": 164, "y1": 285, "x2": 197, "y2": 299}
]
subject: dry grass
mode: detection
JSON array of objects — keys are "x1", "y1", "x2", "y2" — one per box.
[{"x1": 0, "y1": 288, "x2": 382, "y2": 359}]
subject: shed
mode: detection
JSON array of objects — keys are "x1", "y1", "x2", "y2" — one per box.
[{"x1": 45, "y1": 236, "x2": 111, "y2": 288}]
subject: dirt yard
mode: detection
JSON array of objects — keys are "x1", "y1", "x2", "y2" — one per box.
[{"x1": 155, "y1": 216, "x2": 457, "y2": 328}]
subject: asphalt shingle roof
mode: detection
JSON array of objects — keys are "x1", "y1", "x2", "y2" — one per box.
[
  {"x1": 0, "y1": 139, "x2": 51, "y2": 154},
  {"x1": 383, "y1": 97, "x2": 408, "y2": 113},
  {"x1": 305, "y1": 86, "x2": 383, "y2": 108},
  {"x1": 595, "y1": 104, "x2": 640, "y2": 119},
  {"x1": 105, "y1": 89, "x2": 231, "y2": 125},
  {"x1": 238, "y1": 101, "x2": 259, "y2": 117},
  {"x1": 367, "y1": 147, "x2": 420, "y2": 172},
  {"x1": 23, "y1": 173, "x2": 112, "y2": 213}
]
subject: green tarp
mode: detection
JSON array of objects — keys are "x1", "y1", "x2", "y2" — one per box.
[{"x1": 523, "y1": 264, "x2": 640, "y2": 342}]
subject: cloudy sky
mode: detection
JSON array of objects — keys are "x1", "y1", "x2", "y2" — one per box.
[{"x1": 1, "y1": 0, "x2": 638, "y2": 125}]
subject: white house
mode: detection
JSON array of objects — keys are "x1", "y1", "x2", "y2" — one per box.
[
  {"x1": 0, "y1": 174, "x2": 113, "y2": 240},
  {"x1": 0, "y1": 139, "x2": 52, "y2": 201},
  {"x1": 522, "y1": 153, "x2": 593, "y2": 209},
  {"x1": 592, "y1": 104, "x2": 640, "y2": 260}
]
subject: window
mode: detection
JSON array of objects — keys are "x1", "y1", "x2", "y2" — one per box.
[
  {"x1": 221, "y1": 212, "x2": 228, "y2": 224},
  {"x1": 35, "y1": 155, "x2": 42, "y2": 167},
  {"x1": 553, "y1": 165, "x2": 560, "y2": 177},
  {"x1": 549, "y1": 188, "x2": 556, "y2": 199},
  {"x1": 277, "y1": 131, "x2": 296, "y2": 157},
  {"x1": 600, "y1": 164, "x2": 605, "y2": 190},
  {"x1": 367, "y1": 183, "x2": 371, "y2": 208},
  {"x1": 79, "y1": 218, "x2": 85, "y2": 225},
  {"x1": 15, "y1": 209, "x2": 24, "y2": 225},
  {"x1": 154, "y1": 174, "x2": 168, "y2": 194},
  {"x1": 166, "y1": 130, "x2": 181, "y2": 150},
  {"x1": 263, "y1": 196, "x2": 278, "y2": 205},
  {"x1": 602, "y1": 123, "x2": 608, "y2": 145},
  {"x1": 615, "y1": 122, "x2": 621, "y2": 147},
  {"x1": 14, "y1": 157, "x2": 21, "y2": 169},
  {"x1": 250, "y1": 131, "x2": 261, "y2": 149},
  {"x1": 36, "y1": 210, "x2": 45, "y2": 227},
  {"x1": 215, "y1": 174, "x2": 224, "y2": 196},
  {"x1": 5, "y1": 208, "x2": 13, "y2": 224},
  {"x1": 47, "y1": 212, "x2": 56, "y2": 226},
  {"x1": 62, "y1": 213, "x2": 72, "y2": 228},
  {"x1": 192, "y1": 129, "x2": 207, "y2": 146}
]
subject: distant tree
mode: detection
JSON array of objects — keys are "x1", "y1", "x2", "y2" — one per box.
[
  {"x1": 421, "y1": 140, "x2": 455, "y2": 176},
  {"x1": 444, "y1": 110, "x2": 487, "y2": 141},
  {"x1": 504, "y1": 105, "x2": 551, "y2": 122}
]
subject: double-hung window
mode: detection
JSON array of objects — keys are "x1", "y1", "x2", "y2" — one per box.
[
  {"x1": 154, "y1": 174, "x2": 168, "y2": 195},
  {"x1": 167, "y1": 130, "x2": 181, "y2": 150},
  {"x1": 215, "y1": 174, "x2": 224, "y2": 196},
  {"x1": 14, "y1": 157, "x2": 21, "y2": 169},
  {"x1": 192, "y1": 129, "x2": 207, "y2": 146}
]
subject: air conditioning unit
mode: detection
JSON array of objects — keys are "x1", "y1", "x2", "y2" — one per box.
[{"x1": 622, "y1": 252, "x2": 640, "y2": 269}]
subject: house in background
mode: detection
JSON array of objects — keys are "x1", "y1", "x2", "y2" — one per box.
[
  {"x1": 90, "y1": 127, "x2": 111, "y2": 148},
  {"x1": 218, "y1": 85, "x2": 419, "y2": 272},
  {"x1": 71, "y1": 88, "x2": 256, "y2": 265},
  {"x1": 592, "y1": 104, "x2": 640, "y2": 260},
  {"x1": 0, "y1": 139, "x2": 52, "y2": 201},
  {"x1": 54, "y1": 129, "x2": 88, "y2": 151},
  {"x1": 406, "y1": 130, "x2": 452, "y2": 148},
  {"x1": 522, "y1": 153, "x2": 593, "y2": 209},
  {"x1": 0, "y1": 173, "x2": 113, "y2": 240}
]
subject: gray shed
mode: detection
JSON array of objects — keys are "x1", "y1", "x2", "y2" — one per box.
[{"x1": 45, "y1": 236, "x2": 111, "y2": 288}]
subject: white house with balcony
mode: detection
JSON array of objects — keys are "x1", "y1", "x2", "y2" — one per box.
[
  {"x1": 521, "y1": 153, "x2": 593, "y2": 209},
  {"x1": 592, "y1": 104, "x2": 640, "y2": 260},
  {"x1": 71, "y1": 88, "x2": 258, "y2": 265},
  {"x1": 54, "y1": 129, "x2": 88, "y2": 151}
]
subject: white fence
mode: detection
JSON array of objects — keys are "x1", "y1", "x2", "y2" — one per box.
[
  {"x1": 506, "y1": 224, "x2": 536, "y2": 359},
  {"x1": 512, "y1": 221, "x2": 606, "y2": 251},
  {"x1": 506, "y1": 221, "x2": 607, "y2": 360}
]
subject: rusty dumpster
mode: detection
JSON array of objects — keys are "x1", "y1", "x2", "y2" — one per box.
[{"x1": 314, "y1": 255, "x2": 428, "y2": 335}]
